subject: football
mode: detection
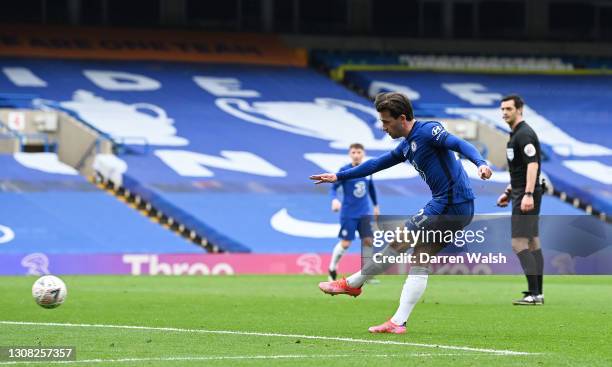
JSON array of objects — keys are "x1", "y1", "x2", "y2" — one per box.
[{"x1": 32, "y1": 275, "x2": 67, "y2": 309}]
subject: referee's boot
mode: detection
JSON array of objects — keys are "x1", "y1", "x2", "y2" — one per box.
[{"x1": 513, "y1": 291, "x2": 543, "y2": 306}]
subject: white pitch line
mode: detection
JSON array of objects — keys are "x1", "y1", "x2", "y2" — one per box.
[
  {"x1": 0, "y1": 320, "x2": 536, "y2": 356},
  {"x1": 0, "y1": 353, "x2": 474, "y2": 365}
]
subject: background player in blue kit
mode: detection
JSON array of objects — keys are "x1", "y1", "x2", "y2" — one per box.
[
  {"x1": 327, "y1": 143, "x2": 380, "y2": 281},
  {"x1": 311, "y1": 92, "x2": 492, "y2": 334}
]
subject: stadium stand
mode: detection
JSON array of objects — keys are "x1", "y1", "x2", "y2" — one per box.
[
  {"x1": 0, "y1": 57, "x2": 586, "y2": 254},
  {"x1": 311, "y1": 51, "x2": 612, "y2": 78},
  {"x1": 0, "y1": 153, "x2": 200, "y2": 254},
  {"x1": 309, "y1": 51, "x2": 611, "y2": 216},
  {"x1": 339, "y1": 69, "x2": 612, "y2": 215}
]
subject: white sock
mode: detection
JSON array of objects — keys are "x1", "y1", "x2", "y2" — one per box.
[
  {"x1": 390, "y1": 266, "x2": 429, "y2": 326},
  {"x1": 347, "y1": 245, "x2": 398, "y2": 288},
  {"x1": 346, "y1": 270, "x2": 369, "y2": 288},
  {"x1": 329, "y1": 241, "x2": 346, "y2": 272}
]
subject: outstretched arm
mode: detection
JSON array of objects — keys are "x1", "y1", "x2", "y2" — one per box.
[
  {"x1": 439, "y1": 134, "x2": 492, "y2": 180},
  {"x1": 337, "y1": 152, "x2": 403, "y2": 181},
  {"x1": 310, "y1": 151, "x2": 403, "y2": 184},
  {"x1": 441, "y1": 134, "x2": 487, "y2": 167}
]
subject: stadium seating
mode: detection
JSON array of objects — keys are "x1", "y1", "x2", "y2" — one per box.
[
  {"x1": 0, "y1": 58, "x2": 586, "y2": 254},
  {"x1": 0, "y1": 153, "x2": 199, "y2": 255},
  {"x1": 342, "y1": 70, "x2": 612, "y2": 215},
  {"x1": 312, "y1": 51, "x2": 612, "y2": 71}
]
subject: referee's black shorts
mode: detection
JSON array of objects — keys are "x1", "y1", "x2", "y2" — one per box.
[{"x1": 511, "y1": 187, "x2": 542, "y2": 238}]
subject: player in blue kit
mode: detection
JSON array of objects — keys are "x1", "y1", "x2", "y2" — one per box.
[
  {"x1": 310, "y1": 92, "x2": 492, "y2": 334},
  {"x1": 327, "y1": 143, "x2": 379, "y2": 281}
]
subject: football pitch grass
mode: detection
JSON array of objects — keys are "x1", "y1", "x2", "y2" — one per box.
[{"x1": 0, "y1": 275, "x2": 611, "y2": 366}]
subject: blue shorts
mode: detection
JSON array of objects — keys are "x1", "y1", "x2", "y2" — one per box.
[
  {"x1": 406, "y1": 200, "x2": 475, "y2": 233},
  {"x1": 338, "y1": 217, "x2": 374, "y2": 241}
]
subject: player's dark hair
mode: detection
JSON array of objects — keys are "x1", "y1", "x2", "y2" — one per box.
[
  {"x1": 501, "y1": 94, "x2": 524, "y2": 110},
  {"x1": 374, "y1": 92, "x2": 414, "y2": 120},
  {"x1": 349, "y1": 143, "x2": 364, "y2": 151}
]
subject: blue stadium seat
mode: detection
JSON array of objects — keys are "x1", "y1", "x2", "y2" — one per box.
[
  {"x1": 0, "y1": 153, "x2": 200, "y2": 254},
  {"x1": 0, "y1": 59, "x2": 589, "y2": 253}
]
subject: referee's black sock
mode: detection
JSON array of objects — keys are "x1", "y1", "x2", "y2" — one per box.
[
  {"x1": 516, "y1": 249, "x2": 539, "y2": 295},
  {"x1": 531, "y1": 249, "x2": 544, "y2": 295}
]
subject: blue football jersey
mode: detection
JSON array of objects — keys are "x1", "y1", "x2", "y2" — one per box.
[
  {"x1": 391, "y1": 120, "x2": 476, "y2": 204},
  {"x1": 330, "y1": 163, "x2": 377, "y2": 219}
]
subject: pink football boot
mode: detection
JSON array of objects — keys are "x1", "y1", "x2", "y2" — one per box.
[
  {"x1": 368, "y1": 320, "x2": 406, "y2": 334},
  {"x1": 318, "y1": 278, "x2": 362, "y2": 297}
]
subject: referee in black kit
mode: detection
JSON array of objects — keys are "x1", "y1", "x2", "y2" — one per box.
[{"x1": 496, "y1": 94, "x2": 544, "y2": 306}]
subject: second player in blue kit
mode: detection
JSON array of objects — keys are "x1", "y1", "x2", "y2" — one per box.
[{"x1": 327, "y1": 143, "x2": 379, "y2": 281}]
